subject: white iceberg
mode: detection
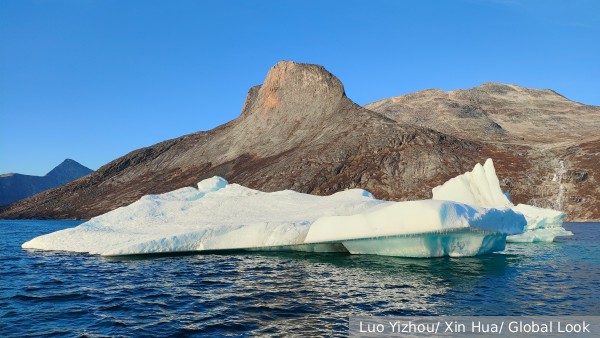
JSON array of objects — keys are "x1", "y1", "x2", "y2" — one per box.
[
  {"x1": 431, "y1": 159, "x2": 511, "y2": 208},
  {"x1": 305, "y1": 200, "x2": 524, "y2": 257},
  {"x1": 508, "y1": 204, "x2": 570, "y2": 242},
  {"x1": 22, "y1": 176, "x2": 525, "y2": 257},
  {"x1": 431, "y1": 159, "x2": 572, "y2": 242},
  {"x1": 23, "y1": 177, "x2": 381, "y2": 255}
]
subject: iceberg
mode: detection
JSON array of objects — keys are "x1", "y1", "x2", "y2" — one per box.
[
  {"x1": 305, "y1": 200, "x2": 524, "y2": 257},
  {"x1": 432, "y1": 159, "x2": 572, "y2": 242},
  {"x1": 508, "y1": 204, "x2": 570, "y2": 242},
  {"x1": 22, "y1": 176, "x2": 525, "y2": 258},
  {"x1": 431, "y1": 159, "x2": 511, "y2": 208},
  {"x1": 23, "y1": 177, "x2": 381, "y2": 256}
]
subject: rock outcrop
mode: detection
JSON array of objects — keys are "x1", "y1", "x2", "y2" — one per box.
[{"x1": 1, "y1": 63, "x2": 597, "y2": 221}]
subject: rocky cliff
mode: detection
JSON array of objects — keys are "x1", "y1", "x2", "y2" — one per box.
[{"x1": 1, "y1": 63, "x2": 597, "y2": 220}]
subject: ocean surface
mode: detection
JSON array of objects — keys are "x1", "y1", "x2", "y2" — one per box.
[{"x1": 1, "y1": 221, "x2": 598, "y2": 337}]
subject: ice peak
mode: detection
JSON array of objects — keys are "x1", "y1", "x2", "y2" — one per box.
[
  {"x1": 197, "y1": 176, "x2": 228, "y2": 194},
  {"x1": 432, "y1": 158, "x2": 512, "y2": 208}
]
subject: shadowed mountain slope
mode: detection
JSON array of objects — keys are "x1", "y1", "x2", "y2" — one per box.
[{"x1": 0, "y1": 159, "x2": 93, "y2": 206}]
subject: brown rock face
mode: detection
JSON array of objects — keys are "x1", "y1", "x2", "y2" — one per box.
[
  {"x1": 366, "y1": 83, "x2": 600, "y2": 221},
  {"x1": 1, "y1": 63, "x2": 597, "y2": 221}
]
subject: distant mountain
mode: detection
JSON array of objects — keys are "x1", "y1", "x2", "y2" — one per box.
[
  {"x1": 0, "y1": 159, "x2": 93, "y2": 206},
  {"x1": 0, "y1": 62, "x2": 598, "y2": 221}
]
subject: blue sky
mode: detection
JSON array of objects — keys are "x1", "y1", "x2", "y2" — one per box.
[{"x1": 1, "y1": 0, "x2": 598, "y2": 175}]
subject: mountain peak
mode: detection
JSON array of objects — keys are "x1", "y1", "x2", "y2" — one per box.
[
  {"x1": 0, "y1": 159, "x2": 93, "y2": 207},
  {"x1": 477, "y1": 82, "x2": 520, "y2": 90},
  {"x1": 240, "y1": 61, "x2": 346, "y2": 120},
  {"x1": 465, "y1": 82, "x2": 572, "y2": 101},
  {"x1": 46, "y1": 159, "x2": 93, "y2": 179},
  {"x1": 262, "y1": 61, "x2": 344, "y2": 95},
  {"x1": 59, "y1": 158, "x2": 79, "y2": 166}
]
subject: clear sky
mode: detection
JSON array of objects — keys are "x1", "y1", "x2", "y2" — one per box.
[{"x1": 1, "y1": 0, "x2": 598, "y2": 175}]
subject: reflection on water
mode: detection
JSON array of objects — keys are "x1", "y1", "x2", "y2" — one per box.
[{"x1": 1, "y1": 221, "x2": 599, "y2": 336}]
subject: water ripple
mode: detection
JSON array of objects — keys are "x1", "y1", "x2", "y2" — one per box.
[{"x1": 1, "y1": 221, "x2": 599, "y2": 336}]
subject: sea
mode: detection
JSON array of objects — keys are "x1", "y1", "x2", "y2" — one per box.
[{"x1": 1, "y1": 221, "x2": 598, "y2": 337}]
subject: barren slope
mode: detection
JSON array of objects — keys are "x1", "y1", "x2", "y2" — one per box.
[{"x1": 367, "y1": 83, "x2": 600, "y2": 220}]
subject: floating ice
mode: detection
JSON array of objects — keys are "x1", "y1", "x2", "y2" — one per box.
[
  {"x1": 305, "y1": 200, "x2": 525, "y2": 257},
  {"x1": 507, "y1": 204, "x2": 571, "y2": 242},
  {"x1": 22, "y1": 175, "x2": 525, "y2": 257},
  {"x1": 22, "y1": 181, "x2": 383, "y2": 256},
  {"x1": 432, "y1": 159, "x2": 572, "y2": 242}
]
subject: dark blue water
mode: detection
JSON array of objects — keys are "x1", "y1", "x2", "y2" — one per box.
[{"x1": 1, "y1": 221, "x2": 599, "y2": 337}]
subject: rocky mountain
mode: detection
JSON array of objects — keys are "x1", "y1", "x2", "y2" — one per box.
[
  {"x1": 0, "y1": 62, "x2": 597, "y2": 221},
  {"x1": 366, "y1": 83, "x2": 600, "y2": 220},
  {"x1": 0, "y1": 159, "x2": 93, "y2": 206},
  {"x1": 365, "y1": 83, "x2": 600, "y2": 145}
]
